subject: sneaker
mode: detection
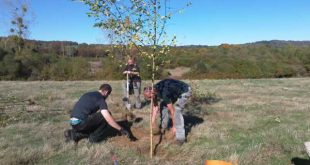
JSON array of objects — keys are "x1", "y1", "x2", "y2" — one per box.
[
  {"x1": 134, "y1": 103, "x2": 142, "y2": 109},
  {"x1": 64, "y1": 129, "x2": 86, "y2": 144},
  {"x1": 122, "y1": 97, "x2": 129, "y2": 102},
  {"x1": 125, "y1": 103, "x2": 132, "y2": 110},
  {"x1": 72, "y1": 131, "x2": 88, "y2": 144}
]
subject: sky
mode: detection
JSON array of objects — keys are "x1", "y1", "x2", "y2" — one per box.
[{"x1": 0, "y1": 0, "x2": 310, "y2": 46}]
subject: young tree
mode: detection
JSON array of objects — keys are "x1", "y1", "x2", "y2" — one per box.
[
  {"x1": 79, "y1": 0, "x2": 190, "y2": 157},
  {"x1": 7, "y1": 0, "x2": 31, "y2": 53}
]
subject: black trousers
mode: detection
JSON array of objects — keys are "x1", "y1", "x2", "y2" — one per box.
[{"x1": 72, "y1": 112, "x2": 115, "y2": 143}]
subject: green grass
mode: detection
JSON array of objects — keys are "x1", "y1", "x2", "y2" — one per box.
[{"x1": 0, "y1": 78, "x2": 310, "y2": 164}]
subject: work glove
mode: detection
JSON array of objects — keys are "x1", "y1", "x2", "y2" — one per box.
[
  {"x1": 119, "y1": 128, "x2": 137, "y2": 141},
  {"x1": 120, "y1": 127, "x2": 129, "y2": 136}
]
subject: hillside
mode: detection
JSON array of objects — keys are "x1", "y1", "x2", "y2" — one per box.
[
  {"x1": 248, "y1": 40, "x2": 310, "y2": 47},
  {"x1": 0, "y1": 36, "x2": 310, "y2": 80}
]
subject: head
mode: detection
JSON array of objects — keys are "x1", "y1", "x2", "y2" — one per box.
[
  {"x1": 99, "y1": 84, "x2": 112, "y2": 97},
  {"x1": 143, "y1": 86, "x2": 155, "y2": 101},
  {"x1": 127, "y1": 57, "x2": 135, "y2": 65}
]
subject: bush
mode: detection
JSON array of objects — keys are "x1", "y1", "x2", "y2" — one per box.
[{"x1": 46, "y1": 57, "x2": 90, "y2": 80}]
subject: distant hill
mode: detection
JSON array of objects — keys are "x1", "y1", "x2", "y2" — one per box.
[
  {"x1": 246, "y1": 40, "x2": 310, "y2": 47},
  {"x1": 1, "y1": 36, "x2": 310, "y2": 48},
  {"x1": 172, "y1": 40, "x2": 310, "y2": 48}
]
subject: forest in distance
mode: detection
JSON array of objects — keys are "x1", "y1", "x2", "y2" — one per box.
[{"x1": 0, "y1": 36, "x2": 310, "y2": 80}]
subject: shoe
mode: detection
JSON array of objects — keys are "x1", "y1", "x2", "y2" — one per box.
[
  {"x1": 125, "y1": 103, "x2": 132, "y2": 110},
  {"x1": 64, "y1": 129, "x2": 86, "y2": 144},
  {"x1": 64, "y1": 129, "x2": 73, "y2": 142},
  {"x1": 72, "y1": 131, "x2": 88, "y2": 144},
  {"x1": 134, "y1": 103, "x2": 142, "y2": 109},
  {"x1": 122, "y1": 97, "x2": 129, "y2": 102}
]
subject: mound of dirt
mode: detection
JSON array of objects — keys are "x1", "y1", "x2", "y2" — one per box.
[
  {"x1": 106, "y1": 112, "x2": 177, "y2": 157},
  {"x1": 108, "y1": 126, "x2": 175, "y2": 156}
]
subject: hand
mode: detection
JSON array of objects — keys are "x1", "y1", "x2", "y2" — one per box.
[
  {"x1": 129, "y1": 136, "x2": 138, "y2": 141},
  {"x1": 120, "y1": 127, "x2": 129, "y2": 136},
  {"x1": 171, "y1": 127, "x2": 176, "y2": 135},
  {"x1": 123, "y1": 71, "x2": 130, "y2": 74},
  {"x1": 119, "y1": 128, "x2": 137, "y2": 141}
]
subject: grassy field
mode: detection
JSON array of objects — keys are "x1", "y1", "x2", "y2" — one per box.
[{"x1": 0, "y1": 78, "x2": 309, "y2": 165}]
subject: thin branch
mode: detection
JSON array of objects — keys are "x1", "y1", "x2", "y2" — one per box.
[{"x1": 156, "y1": 0, "x2": 167, "y2": 44}]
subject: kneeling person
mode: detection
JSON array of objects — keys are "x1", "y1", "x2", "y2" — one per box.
[{"x1": 65, "y1": 84, "x2": 132, "y2": 143}]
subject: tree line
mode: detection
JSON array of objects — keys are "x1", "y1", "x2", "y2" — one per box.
[{"x1": 0, "y1": 37, "x2": 309, "y2": 80}]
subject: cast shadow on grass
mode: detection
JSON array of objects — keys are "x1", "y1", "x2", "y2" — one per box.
[
  {"x1": 184, "y1": 115, "x2": 204, "y2": 137},
  {"x1": 185, "y1": 95, "x2": 222, "y2": 117},
  {"x1": 191, "y1": 95, "x2": 222, "y2": 105},
  {"x1": 183, "y1": 94, "x2": 221, "y2": 135},
  {"x1": 291, "y1": 157, "x2": 310, "y2": 165}
]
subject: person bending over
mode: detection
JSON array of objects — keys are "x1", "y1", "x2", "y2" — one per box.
[{"x1": 144, "y1": 79, "x2": 192, "y2": 145}]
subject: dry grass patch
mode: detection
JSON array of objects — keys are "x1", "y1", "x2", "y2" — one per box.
[{"x1": 1, "y1": 78, "x2": 310, "y2": 164}]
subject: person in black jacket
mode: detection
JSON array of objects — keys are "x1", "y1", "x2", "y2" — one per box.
[
  {"x1": 143, "y1": 79, "x2": 192, "y2": 145},
  {"x1": 64, "y1": 84, "x2": 135, "y2": 143}
]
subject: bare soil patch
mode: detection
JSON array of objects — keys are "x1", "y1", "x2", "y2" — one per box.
[{"x1": 167, "y1": 67, "x2": 191, "y2": 79}]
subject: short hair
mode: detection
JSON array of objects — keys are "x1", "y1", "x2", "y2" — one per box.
[
  {"x1": 143, "y1": 86, "x2": 153, "y2": 93},
  {"x1": 127, "y1": 57, "x2": 135, "y2": 63},
  {"x1": 99, "y1": 84, "x2": 112, "y2": 93}
]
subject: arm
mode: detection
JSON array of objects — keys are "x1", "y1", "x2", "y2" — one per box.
[
  {"x1": 101, "y1": 110, "x2": 137, "y2": 141},
  {"x1": 131, "y1": 65, "x2": 140, "y2": 76},
  {"x1": 166, "y1": 103, "x2": 176, "y2": 134},
  {"x1": 160, "y1": 89, "x2": 176, "y2": 133},
  {"x1": 123, "y1": 65, "x2": 129, "y2": 75},
  {"x1": 101, "y1": 110, "x2": 122, "y2": 131},
  {"x1": 151, "y1": 105, "x2": 159, "y2": 127},
  {"x1": 129, "y1": 71, "x2": 139, "y2": 75},
  {"x1": 123, "y1": 65, "x2": 140, "y2": 75},
  {"x1": 123, "y1": 70, "x2": 139, "y2": 75}
]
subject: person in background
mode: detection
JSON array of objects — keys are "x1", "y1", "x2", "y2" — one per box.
[{"x1": 122, "y1": 57, "x2": 142, "y2": 110}]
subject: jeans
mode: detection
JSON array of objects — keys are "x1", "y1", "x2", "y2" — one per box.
[
  {"x1": 160, "y1": 87, "x2": 192, "y2": 141},
  {"x1": 122, "y1": 80, "x2": 141, "y2": 109},
  {"x1": 72, "y1": 112, "x2": 113, "y2": 143}
]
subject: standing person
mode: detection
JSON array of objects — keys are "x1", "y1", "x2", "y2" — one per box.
[
  {"x1": 64, "y1": 84, "x2": 135, "y2": 143},
  {"x1": 143, "y1": 79, "x2": 192, "y2": 145},
  {"x1": 122, "y1": 57, "x2": 142, "y2": 110}
]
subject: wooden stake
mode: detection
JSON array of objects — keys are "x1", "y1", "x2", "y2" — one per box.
[
  {"x1": 150, "y1": 0, "x2": 157, "y2": 159},
  {"x1": 150, "y1": 52, "x2": 156, "y2": 159},
  {"x1": 150, "y1": 84, "x2": 154, "y2": 159}
]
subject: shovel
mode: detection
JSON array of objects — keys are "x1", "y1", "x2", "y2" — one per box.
[{"x1": 125, "y1": 72, "x2": 132, "y2": 110}]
